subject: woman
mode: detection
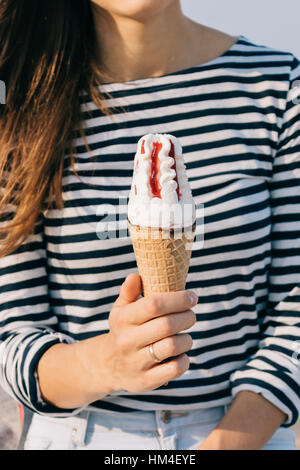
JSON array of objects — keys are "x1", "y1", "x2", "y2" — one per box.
[{"x1": 0, "y1": 0, "x2": 299, "y2": 450}]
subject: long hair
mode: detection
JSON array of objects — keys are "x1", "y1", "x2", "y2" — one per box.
[{"x1": 0, "y1": 0, "x2": 108, "y2": 257}]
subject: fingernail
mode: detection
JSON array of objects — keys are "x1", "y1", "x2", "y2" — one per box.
[{"x1": 188, "y1": 291, "x2": 198, "y2": 306}]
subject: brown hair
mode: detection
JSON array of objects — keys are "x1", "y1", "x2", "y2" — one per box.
[{"x1": 0, "y1": 0, "x2": 109, "y2": 257}]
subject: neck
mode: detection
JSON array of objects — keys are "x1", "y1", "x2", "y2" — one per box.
[{"x1": 91, "y1": 2, "x2": 202, "y2": 83}]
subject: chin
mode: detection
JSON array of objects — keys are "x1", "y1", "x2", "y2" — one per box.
[{"x1": 91, "y1": 0, "x2": 178, "y2": 20}]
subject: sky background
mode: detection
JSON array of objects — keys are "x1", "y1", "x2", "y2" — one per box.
[{"x1": 181, "y1": 0, "x2": 300, "y2": 58}]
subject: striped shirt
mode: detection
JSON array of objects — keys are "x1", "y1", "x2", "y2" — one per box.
[{"x1": 1, "y1": 35, "x2": 300, "y2": 426}]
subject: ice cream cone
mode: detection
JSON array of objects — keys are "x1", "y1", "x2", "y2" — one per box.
[
  {"x1": 129, "y1": 222, "x2": 196, "y2": 297},
  {"x1": 128, "y1": 133, "x2": 196, "y2": 296}
]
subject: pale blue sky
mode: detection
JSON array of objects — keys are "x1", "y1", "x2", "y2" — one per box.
[{"x1": 181, "y1": 0, "x2": 300, "y2": 58}]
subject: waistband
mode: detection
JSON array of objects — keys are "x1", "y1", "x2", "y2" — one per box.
[
  {"x1": 88, "y1": 405, "x2": 229, "y2": 431},
  {"x1": 63, "y1": 405, "x2": 230, "y2": 446},
  {"x1": 20, "y1": 404, "x2": 233, "y2": 449}
]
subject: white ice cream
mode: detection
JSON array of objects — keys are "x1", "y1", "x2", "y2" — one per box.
[{"x1": 128, "y1": 134, "x2": 196, "y2": 228}]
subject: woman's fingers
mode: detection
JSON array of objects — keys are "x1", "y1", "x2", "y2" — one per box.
[
  {"x1": 108, "y1": 286, "x2": 198, "y2": 394},
  {"x1": 134, "y1": 310, "x2": 196, "y2": 348},
  {"x1": 123, "y1": 290, "x2": 198, "y2": 325},
  {"x1": 140, "y1": 353, "x2": 191, "y2": 392},
  {"x1": 113, "y1": 273, "x2": 142, "y2": 308},
  {"x1": 141, "y1": 333, "x2": 193, "y2": 369}
]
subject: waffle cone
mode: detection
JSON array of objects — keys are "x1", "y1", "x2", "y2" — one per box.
[{"x1": 129, "y1": 222, "x2": 195, "y2": 297}]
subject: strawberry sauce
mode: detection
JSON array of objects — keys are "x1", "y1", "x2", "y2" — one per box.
[
  {"x1": 148, "y1": 139, "x2": 181, "y2": 200},
  {"x1": 149, "y1": 142, "x2": 163, "y2": 198}
]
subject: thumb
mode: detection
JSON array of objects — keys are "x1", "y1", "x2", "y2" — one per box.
[{"x1": 114, "y1": 273, "x2": 142, "y2": 308}]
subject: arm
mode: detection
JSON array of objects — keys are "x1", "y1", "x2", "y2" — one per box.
[
  {"x1": 197, "y1": 390, "x2": 286, "y2": 450},
  {"x1": 37, "y1": 275, "x2": 197, "y2": 409},
  {"x1": 0, "y1": 218, "x2": 197, "y2": 412},
  {"x1": 199, "y1": 55, "x2": 300, "y2": 449},
  {"x1": 36, "y1": 336, "x2": 112, "y2": 409},
  {"x1": 0, "y1": 216, "x2": 79, "y2": 416}
]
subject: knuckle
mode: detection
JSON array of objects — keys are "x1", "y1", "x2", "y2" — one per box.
[
  {"x1": 112, "y1": 311, "x2": 124, "y2": 328},
  {"x1": 175, "y1": 291, "x2": 189, "y2": 309},
  {"x1": 182, "y1": 333, "x2": 193, "y2": 350},
  {"x1": 186, "y1": 310, "x2": 196, "y2": 327},
  {"x1": 168, "y1": 359, "x2": 182, "y2": 377},
  {"x1": 145, "y1": 296, "x2": 160, "y2": 315},
  {"x1": 108, "y1": 308, "x2": 117, "y2": 327},
  {"x1": 109, "y1": 307, "x2": 126, "y2": 329},
  {"x1": 169, "y1": 354, "x2": 190, "y2": 377},
  {"x1": 114, "y1": 334, "x2": 130, "y2": 354},
  {"x1": 183, "y1": 353, "x2": 191, "y2": 370},
  {"x1": 187, "y1": 334, "x2": 193, "y2": 348},
  {"x1": 178, "y1": 355, "x2": 190, "y2": 375},
  {"x1": 165, "y1": 336, "x2": 178, "y2": 355},
  {"x1": 180, "y1": 290, "x2": 193, "y2": 309},
  {"x1": 184, "y1": 290, "x2": 193, "y2": 305},
  {"x1": 159, "y1": 316, "x2": 173, "y2": 336}
]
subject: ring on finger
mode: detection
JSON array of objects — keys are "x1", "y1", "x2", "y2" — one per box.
[
  {"x1": 149, "y1": 343, "x2": 161, "y2": 363},
  {"x1": 148, "y1": 343, "x2": 168, "y2": 386}
]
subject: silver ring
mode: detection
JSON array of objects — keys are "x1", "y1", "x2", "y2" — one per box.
[{"x1": 149, "y1": 343, "x2": 161, "y2": 363}]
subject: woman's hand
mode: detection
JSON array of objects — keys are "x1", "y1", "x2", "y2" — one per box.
[
  {"x1": 104, "y1": 274, "x2": 198, "y2": 394},
  {"x1": 37, "y1": 273, "x2": 197, "y2": 409}
]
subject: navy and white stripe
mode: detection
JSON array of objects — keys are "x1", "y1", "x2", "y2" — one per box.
[{"x1": 1, "y1": 35, "x2": 300, "y2": 425}]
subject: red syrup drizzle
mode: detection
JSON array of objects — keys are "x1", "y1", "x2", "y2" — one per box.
[
  {"x1": 148, "y1": 139, "x2": 181, "y2": 200},
  {"x1": 169, "y1": 140, "x2": 181, "y2": 200},
  {"x1": 149, "y1": 142, "x2": 163, "y2": 198}
]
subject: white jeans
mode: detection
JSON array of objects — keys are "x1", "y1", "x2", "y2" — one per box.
[{"x1": 23, "y1": 405, "x2": 296, "y2": 450}]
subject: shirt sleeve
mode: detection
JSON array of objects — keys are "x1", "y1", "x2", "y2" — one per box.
[
  {"x1": 0, "y1": 214, "x2": 83, "y2": 416},
  {"x1": 230, "y1": 56, "x2": 300, "y2": 427}
]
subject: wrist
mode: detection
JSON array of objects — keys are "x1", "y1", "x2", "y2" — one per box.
[
  {"x1": 37, "y1": 334, "x2": 116, "y2": 409},
  {"x1": 74, "y1": 333, "x2": 116, "y2": 400}
]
